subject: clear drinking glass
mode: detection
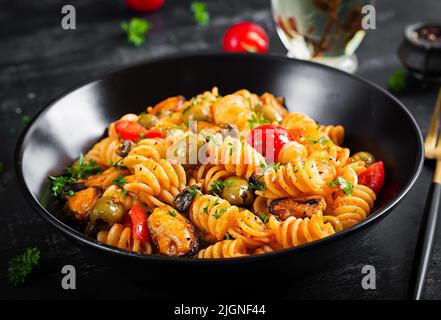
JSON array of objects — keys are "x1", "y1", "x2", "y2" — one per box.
[{"x1": 272, "y1": 0, "x2": 369, "y2": 73}]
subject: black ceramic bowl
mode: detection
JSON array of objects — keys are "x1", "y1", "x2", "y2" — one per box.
[{"x1": 16, "y1": 53, "x2": 423, "y2": 277}]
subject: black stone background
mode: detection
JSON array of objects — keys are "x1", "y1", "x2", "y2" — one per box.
[{"x1": 0, "y1": 0, "x2": 440, "y2": 299}]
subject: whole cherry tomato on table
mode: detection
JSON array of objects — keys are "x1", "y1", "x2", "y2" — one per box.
[
  {"x1": 129, "y1": 205, "x2": 149, "y2": 242},
  {"x1": 126, "y1": 0, "x2": 164, "y2": 12},
  {"x1": 223, "y1": 22, "x2": 269, "y2": 53},
  {"x1": 358, "y1": 161, "x2": 385, "y2": 194},
  {"x1": 248, "y1": 124, "x2": 290, "y2": 163},
  {"x1": 114, "y1": 120, "x2": 163, "y2": 142}
]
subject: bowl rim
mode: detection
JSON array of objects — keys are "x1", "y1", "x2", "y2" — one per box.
[{"x1": 15, "y1": 52, "x2": 424, "y2": 264}]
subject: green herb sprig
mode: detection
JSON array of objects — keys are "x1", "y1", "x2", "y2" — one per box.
[
  {"x1": 248, "y1": 112, "x2": 270, "y2": 129},
  {"x1": 388, "y1": 69, "x2": 408, "y2": 93},
  {"x1": 66, "y1": 154, "x2": 102, "y2": 179},
  {"x1": 328, "y1": 177, "x2": 353, "y2": 196},
  {"x1": 8, "y1": 247, "x2": 40, "y2": 286},
  {"x1": 121, "y1": 18, "x2": 151, "y2": 47},
  {"x1": 191, "y1": 1, "x2": 210, "y2": 26},
  {"x1": 209, "y1": 180, "x2": 232, "y2": 196}
]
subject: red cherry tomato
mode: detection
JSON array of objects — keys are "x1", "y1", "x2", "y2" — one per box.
[
  {"x1": 248, "y1": 124, "x2": 290, "y2": 163},
  {"x1": 129, "y1": 205, "x2": 149, "y2": 242},
  {"x1": 114, "y1": 120, "x2": 163, "y2": 142},
  {"x1": 223, "y1": 22, "x2": 269, "y2": 53},
  {"x1": 125, "y1": 0, "x2": 164, "y2": 12},
  {"x1": 358, "y1": 161, "x2": 385, "y2": 194}
]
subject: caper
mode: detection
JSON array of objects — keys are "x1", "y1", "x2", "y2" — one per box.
[
  {"x1": 262, "y1": 105, "x2": 283, "y2": 122},
  {"x1": 183, "y1": 104, "x2": 212, "y2": 124},
  {"x1": 89, "y1": 196, "x2": 125, "y2": 227},
  {"x1": 221, "y1": 177, "x2": 255, "y2": 207},
  {"x1": 116, "y1": 140, "x2": 132, "y2": 157},
  {"x1": 137, "y1": 114, "x2": 158, "y2": 129},
  {"x1": 351, "y1": 151, "x2": 375, "y2": 167}
]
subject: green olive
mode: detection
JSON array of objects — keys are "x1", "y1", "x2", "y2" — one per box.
[
  {"x1": 183, "y1": 104, "x2": 212, "y2": 124},
  {"x1": 262, "y1": 105, "x2": 283, "y2": 122},
  {"x1": 171, "y1": 136, "x2": 207, "y2": 169},
  {"x1": 221, "y1": 177, "x2": 255, "y2": 207},
  {"x1": 351, "y1": 151, "x2": 375, "y2": 167},
  {"x1": 89, "y1": 196, "x2": 125, "y2": 227},
  {"x1": 137, "y1": 114, "x2": 158, "y2": 129}
]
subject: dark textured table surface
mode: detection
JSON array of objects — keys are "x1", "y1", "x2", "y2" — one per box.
[{"x1": 1, "y1": 0, "x2": 441, "y2": 300}]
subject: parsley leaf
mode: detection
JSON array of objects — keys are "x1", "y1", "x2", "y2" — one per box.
[
  {"x1": 213, "y1": 206, "x2": 227, "y2": 219},
  {"x1": 48, "y1": 175, "x2": 76, "y2": 198},
  {"x1": 328, "y1": 177, "x2": 353, "y2": 196},
  {"x1": 21, "y1": 115, "x2": 30, "y2": 125},
  {"x1": 8, "y1": 247, "x2": 40, "y2": 286},
  {"x1": 388, "y1": 69, "x2": 408, "y2": 93},
  {"x1": 187, "y1": 186, "x2": 203, "y2": 197},
  {"x1": 247, "y1": 112, "x2": 270, "y2": 129},
  {"x1": 168, "y1": 210, "x2": 177, "y2": 217},
  {"x1": 121, "y1": 18, "x2": 151, "y2": 47},
  {"x1": 209, "y1": 180, "x2": 232, "y2": 196},
  {"x1": 113, "y1": 175, "x2": 127, "y2": 188},
  {"x1": 66, "y1": 154, "x2": 102, "y2": 179},
  {"x1": 259, "y1": 214, "x2": 269, "y2": 223},
  {"x1": 191, "y1": 1, "x2": 210, "y2": 26}
]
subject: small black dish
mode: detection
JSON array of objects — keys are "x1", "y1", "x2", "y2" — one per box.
[
  {"x1": 398, "y1": 21, "x2": 441, "y2": 82},
  {"x1": 15, "y1": 53, "x2": 423, "y2": 277}
]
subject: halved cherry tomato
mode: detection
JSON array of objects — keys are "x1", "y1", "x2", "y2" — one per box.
[
  {"x1": 358, "y1": 161, "x2": 385, "y2": 194},
  {"x1": 223, "y1": 22, "x2": 269, "y2": 53},
  {"x1": 129, "y1": 205, "x2": 149, "y2": 242},
  {"x1": 114, "y1": 120, "x2": 163, "y2": 142},
  {"x1": 126, "y1": 0, "x2": 164, "y2": 12},
  {"x1": 248, "y1": 124, "x2": 290, "y2": 163}
]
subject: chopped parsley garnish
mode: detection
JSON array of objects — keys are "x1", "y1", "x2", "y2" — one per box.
[
  {"x1": 66, "y1": 154, "x2": 102, "y2": 179},
  {"x1": 121, "y1": 18, "x2": 151, "y2": 47},
  {"x1": 112, "y1": 175, "x2": 127, "y2": 188},
  {"x1": 48, "y1": 175, "x2": 76, "y2": 198},
  {"x1": 224, "y1": 233, "x2": 232, "y2": 240},
  {"x1": 168, "y1": 210, "x2": 177, "y2": 217},
  {"x1": 206, "y1": 134, "x2": 219, "y2": 146},
  {"x1": 250, "y1": 177, "x2": 266, "y2": 191},
  {"x1": 213, "y1": 206, "x2": 227, "y2": 219},
  {"x1": 328, "y1": 177, "x2": 353, "y2": 196},
  {"x1": 21, "y1": 115, "x2": 30, "y2": 125},
  {"x1": 307, "y1": 136, "x2": 331, "y2": 147},
  {"x1": 140, "y1": 133, "x2": 146, "y2": 139},
  {"x1": 187, "y1": 186, "x2": 203, "y2": 197},
  {"x1": 209, "y1": 180, "x2": 232, "y2": 196},
  {"x1": 247, "y1": 112, "x2": 270, "y2": 129},
  {"x1": 259, "y1": 214, "x2": 269, "y2": 223},
  {"x1": 8, "y1": 247, "x2": 40, "y2": 286},
  {"x1": 191, "y1": 1, "x2": 210, "y2": 26},
  {"x1": 260, "y1": 162, "x2": 281, "y2": 173},
  {"x1": 388, "y1": 69, "x2": 407, "y2": 93}
]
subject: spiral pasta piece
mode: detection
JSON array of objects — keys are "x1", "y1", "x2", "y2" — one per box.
[
  {"x1": 190, "y1": 164, "x2": 233, "y2": 193},
  {"x1": 228, "y1": 209, "x2": 273, "y2": 247},
  {"x1": 268, "y1": 212, "x2": 335, "y2": 248},
  {"x1": 189, "y1": 195, "x2": 238, "y2": 242},
  {"x1": 319, "y1": 125, "x2": 345, "y2": 146},
  {"x1": 129, "y1": 138, "x2": 166, "y2": 161},
  {"x1": 217, "y1": 136, "x2": 266, "y2": 180},
  {"x1": 122, "y1": 155, "x2": 186, "y2": 207},
  {"x1": 84, "y1": 137, "x2": 121, "y2": 167},
  {"x1": 196, "y1": 239, "x2": 247, "y2": 258},
  {"x1": 256, "y1": 158, "x2": 326, "y2": 199},
  {"x1": 97, "y1": 223, "x2": 152, "y2": 254},
  {"x1": 331, "y1": 184, "x2": 376, "y2": 229}
]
